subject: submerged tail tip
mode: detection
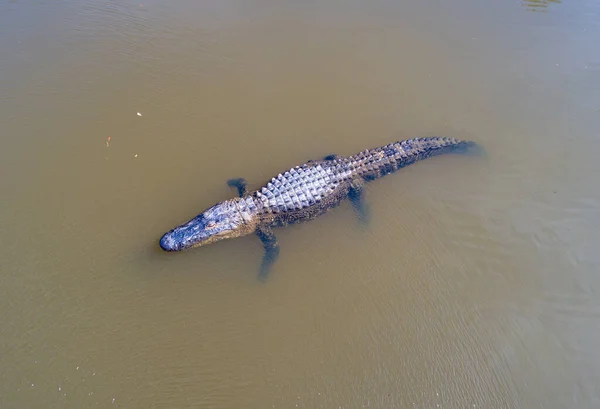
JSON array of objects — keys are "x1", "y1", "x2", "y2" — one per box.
[{"x1": 453, "y1": 140, "x2": 486, "y2": 157}]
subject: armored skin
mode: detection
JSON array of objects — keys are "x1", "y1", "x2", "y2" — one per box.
[{"x1": 160, "y1": 137, "x2": 480, "y2": 281}]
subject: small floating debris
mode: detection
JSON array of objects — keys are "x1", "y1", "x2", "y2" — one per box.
[
  {"x1": 137, "y1": 112, "x2": 142, "y2": 116},
  {"x1": 134, "y1": 154, "x2": 138, "y2": 158},
  {"x1": 106, "y1": 136, "x2": 111, "y2": 147}
]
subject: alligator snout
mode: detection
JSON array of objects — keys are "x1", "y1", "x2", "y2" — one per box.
[{"x1": 159, "y1": 232, "x2": 182, "y2": 251}]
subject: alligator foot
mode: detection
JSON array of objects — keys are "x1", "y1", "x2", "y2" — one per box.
[
  {"x1": 256, "y1": 225, "x2": 280, "y2": 282},
  {"x1": 349, "y1": 179, "x2": 369, "y2": 226},
  {"x1": 227, "y1": 178, "x2": 247, "y2": 197},
  {"x1": 323, "y1": 154, "x2": 340, "y2": 161}
]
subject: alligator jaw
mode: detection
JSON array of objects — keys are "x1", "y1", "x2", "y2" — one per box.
[
  {"x1": 159, "y1": 214, "x2": 216, "y2": 251},
  {"x1": 159, "y1": 199, "x2": 253, "y2": 252}
]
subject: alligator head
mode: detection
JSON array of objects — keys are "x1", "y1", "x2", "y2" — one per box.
[{"x1": 159, "y1": 199, "x2": 254, "y2": 251}]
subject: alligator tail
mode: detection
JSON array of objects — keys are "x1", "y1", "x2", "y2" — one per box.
[{"x1": 349, "y1": 137, "x2": 480, "y2": 181}]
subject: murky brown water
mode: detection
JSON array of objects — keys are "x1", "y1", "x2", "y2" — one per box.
[{"x1": 2, "y1": 0, "x2": 600, "y2": 407}]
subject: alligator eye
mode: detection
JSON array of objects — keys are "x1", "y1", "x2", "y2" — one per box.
[{"x1": 206, "y1": 221, "x2": 217, "y2": 230}]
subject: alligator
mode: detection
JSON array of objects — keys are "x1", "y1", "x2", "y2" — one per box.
[{"x1": 159, "y1": 137, "x2": 480, "y2": 281}]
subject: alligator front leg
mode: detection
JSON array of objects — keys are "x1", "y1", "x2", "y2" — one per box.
[
  {"x1": 227, "y1": 178, "x2": 247, "y2": 197},
  {"x1": 349, "y1": 178, "x2": 369, "y2": 225},
  {"x1": 256, "y1": 225, "x2": 280, "y2": 282}
]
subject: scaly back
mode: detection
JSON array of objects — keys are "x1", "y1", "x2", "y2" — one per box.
[{"x1": 252, "y1": 161, "x2": 353, "y2": 214}]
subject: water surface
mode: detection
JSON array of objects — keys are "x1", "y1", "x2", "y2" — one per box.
[{"x1": 2, "y1": 0, "x2": 600, "y2": 408}]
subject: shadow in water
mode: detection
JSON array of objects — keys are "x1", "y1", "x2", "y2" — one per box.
[{"x1": 522, "y1": 0, "x2": 561, "y2": 12}]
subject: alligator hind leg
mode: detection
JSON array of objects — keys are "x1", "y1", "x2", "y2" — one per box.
[
  {"x1": 349, "y1": 179, "x2": 369, "y2": 225},
  {"x1": 256, "y1": 225, "x2": 280, "y2": 282},
  {"x1": 227, "y1": 178, "x2": 247, "y2": 197}
]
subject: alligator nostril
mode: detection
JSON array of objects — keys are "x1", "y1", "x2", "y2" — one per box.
[{"x1": 159, "y1": 233, "x2": 179, "y2": 251}]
